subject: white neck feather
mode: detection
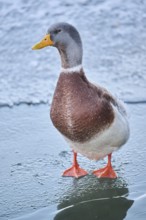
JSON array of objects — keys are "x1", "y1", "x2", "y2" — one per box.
[{"x1": 61, "y1": 64, "x2": 82, "y2": 73}]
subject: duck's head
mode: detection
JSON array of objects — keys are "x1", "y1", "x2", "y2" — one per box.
[{"x1": 32, "y1": 22, "x2": 83, "y2": 69}]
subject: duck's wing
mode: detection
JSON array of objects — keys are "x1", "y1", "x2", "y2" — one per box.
[{"x1": 93, "y1": 82, "x2": 127, "y2": 117}]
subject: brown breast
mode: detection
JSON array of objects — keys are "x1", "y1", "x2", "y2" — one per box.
[{"x1": 50, "y1": 69, "x2": 115, "y2": 143}]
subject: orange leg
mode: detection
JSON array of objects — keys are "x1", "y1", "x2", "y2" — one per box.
[
  {"x1": 62, "y1": 151, "x2": 88, "y2": 178},
  {"x1": 92, "y1": 154, "x2": 117, "y2": 179}
]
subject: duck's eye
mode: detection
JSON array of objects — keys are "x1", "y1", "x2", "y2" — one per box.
[{"x1": 54, "y1": 29, "x2": 61, "y2": 34}]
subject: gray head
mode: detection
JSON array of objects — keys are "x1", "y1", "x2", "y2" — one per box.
[{"x1": 32, "y1": 22, "x2": 83, "y2": 69}]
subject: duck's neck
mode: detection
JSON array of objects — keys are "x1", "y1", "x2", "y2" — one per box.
[
  {"x1": 57, "y1": 41, "x2": 83, "y2": 69},
  {"x1": 61, "y1": 64, "x2": 83, "y2": 73}
]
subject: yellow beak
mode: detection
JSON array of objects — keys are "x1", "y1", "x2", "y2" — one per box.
[{"x1": 32, "y1": 34, "x2": 54, "y2": 50}]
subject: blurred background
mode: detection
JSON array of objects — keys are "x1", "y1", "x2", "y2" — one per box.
[{"x1": 0, "y1": 0, "x2": 146, "y2": 107}]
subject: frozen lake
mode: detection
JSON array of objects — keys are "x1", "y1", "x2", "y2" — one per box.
[{"x1": 0, "y1": 104, "x2": 146, "y2": 220}]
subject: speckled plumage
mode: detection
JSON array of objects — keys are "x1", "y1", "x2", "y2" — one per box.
[{"x1": 50, "y1": 69, "x2": 115, "y2": 143}]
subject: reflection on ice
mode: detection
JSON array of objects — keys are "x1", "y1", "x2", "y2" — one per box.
[
  {"x1": 55, "y1": 176, "x2": 134, "y2": 220},
  {"x1": 55, "y1": 197, "x2": 133, "y2": 220}
]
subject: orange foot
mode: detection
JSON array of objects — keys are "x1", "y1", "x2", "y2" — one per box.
[
  {"x1": 62, "y1": 151, "x2": 88, "y2": 178},
  {"x1": 63, "y1": 165, "x2": 88, "y2": 178},
  {"x1": 92, "y1": 165, "x2": 117, "y2": 178},
  {"x1": 92, "y1": 154, "x2": 117, "y2": 179}
]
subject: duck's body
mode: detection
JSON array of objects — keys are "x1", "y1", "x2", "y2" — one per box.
[
  {"x1": 32, "y1": 22, "x2": 130, "y2": 178},
  {"x1": 50, "y1": 68, "x2": 129, "y2": 161}
]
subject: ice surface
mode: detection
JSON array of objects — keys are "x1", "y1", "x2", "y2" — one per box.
[{"x1": 0, "y1": 104, "x2": 146, "y2": 220}]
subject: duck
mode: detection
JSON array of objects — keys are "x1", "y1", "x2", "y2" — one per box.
[{"x1": 32, "y1": 22, "x2": 130, "y2": 179}]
